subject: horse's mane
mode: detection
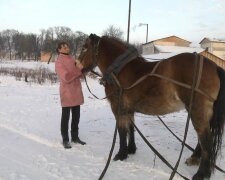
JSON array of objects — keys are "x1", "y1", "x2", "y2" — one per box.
[{"x1": 101, "y1": 36, "x2": 138, "y2": 54}]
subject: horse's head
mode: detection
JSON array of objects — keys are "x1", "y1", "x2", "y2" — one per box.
[{"x1": 78, "y1": 34, "x2": 101, "y2": 73}]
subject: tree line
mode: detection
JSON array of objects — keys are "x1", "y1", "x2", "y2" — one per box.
[
  {"x1": 0, "y1": 25, "x2": 142, "y2": 61},
  {"x1": 0, "y1": 26, "x2": 88, "y2": 61}
]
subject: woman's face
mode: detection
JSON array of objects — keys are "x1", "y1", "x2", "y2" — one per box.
[{"x1": 58, "y1": 44, "x2": 70, "y2": 54}]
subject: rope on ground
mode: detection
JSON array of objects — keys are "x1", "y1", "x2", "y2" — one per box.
[
  {"x1": 98, "y1": 122, "x2": 117, "y2": 180},
  {"x1": 157, "y1": 115, "x2": 225, "y2": 174},
  {"x1": 130, "y1": 120, "x2": 190, "y2": 180},
  {"x1": 98, "y1": 88, "x2": 123, "y2": 180}
]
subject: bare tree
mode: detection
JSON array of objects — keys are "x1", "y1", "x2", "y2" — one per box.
[
  {"x1": 13, "y1": 33, "x2": 39, "y2": 60},
  {"x1": 102, "y1": 25, "x2": 124, "y2": 40},
  {"x1": 72, "y1": 31, "x2": 88, "y2": 57},
  {"x1": 2, "y1": 29, "x2": 18, "y2": 60},
  {"x1": 54, "y1": 26, "x2": 73, "y2": 42},
  {"x1": 0, "y1": 27, "x2": 88, "y2": 61},
  {"x1": 38, "y1": 29, "x2": 46, "y2": 52},
  {"x1": 0, "y1": 32, "x2": 7, "y2": 59},
  {"x1": 25, "y1": 33, "x2": 38, "y2": 60},
  {"x1": 13, "y1": 32, "x2": 26, "y2": 59}
]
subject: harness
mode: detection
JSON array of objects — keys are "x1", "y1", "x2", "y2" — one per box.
[
  {"x1": 102, "y1": 46, "x2": 138, "y2": 84},
  {"x1": 98, "y1": 46, "x2": 214, "y2": 102},
  {"x1": 84, "y1": 38, "x2": 225, "y2": 180}
]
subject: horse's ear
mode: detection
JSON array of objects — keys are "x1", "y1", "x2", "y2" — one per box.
[
  {"x1": 89, "y1": 34, "x2": 95, "y2": 40},
  {"x1": 89, "y1": 33, "x2": 99, "y2": 40}
]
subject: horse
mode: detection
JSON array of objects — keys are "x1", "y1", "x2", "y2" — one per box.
[{"x1": 78, "y1": 34, "x2": 225, "y2": 180}]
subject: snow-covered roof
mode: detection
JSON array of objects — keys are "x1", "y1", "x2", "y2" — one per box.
[
  {"x1": 142, "y1": 53, "x2": 178, "y2": 61},
  {"x1": 143, "y1": 35, "x2": 191, "y2": 45},
  {"x1": 200, "y1": 37, "x2": 225, "y2": 44},
  {"x1": 155, "y1": 45, "x2": 204, "y2": 53},
  {"x1": 142, "y1": 45, "x2": 204, "y2": 61}
]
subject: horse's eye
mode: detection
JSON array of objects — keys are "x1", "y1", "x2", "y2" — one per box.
[{"x1": 82, "y1": 47, "x2": 87, "y2": 52}]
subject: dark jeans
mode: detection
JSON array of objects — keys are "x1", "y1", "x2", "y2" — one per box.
[{"x1": 61, "y1": 105, "x2": 80, "y2": 142}]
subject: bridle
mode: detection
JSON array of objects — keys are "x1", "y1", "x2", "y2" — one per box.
[{"x1": 80, "y1": 36, "x2": 101, "y2": 74}]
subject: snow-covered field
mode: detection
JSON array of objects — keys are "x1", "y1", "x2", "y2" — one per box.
[{"x1": 0, "y1": 61, "x2": 224, "y2": 180}]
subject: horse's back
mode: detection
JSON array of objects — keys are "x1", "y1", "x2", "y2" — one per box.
[
  {"x1": 166, "y1": 53, "x2": 220, "y2": 101},
  {"x1": 128, "y1": 53, "x2": 220, "y2": 115}
]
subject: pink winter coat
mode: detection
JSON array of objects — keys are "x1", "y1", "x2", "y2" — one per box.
[{"x1": 55, "y1": 54, "x2": 84, "y2": 107}]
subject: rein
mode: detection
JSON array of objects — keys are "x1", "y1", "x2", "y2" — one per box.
[
  {"x1": 157, "y1": 115, "x2": 225, "y2": 174},
  {"x1": 169, "y1": 52, "x2": 200, "y2": 180},
  {"x1": 98, "y1": 121, "x2": 118, "y2": 180},
  {"x1": 83, "y1": 74, "x2": 116, "y2": 100},
  {"x1": 83, "y1": 75, "x2": 107, "y2": 100},
  {"x1": 130, "y1": 120, "x2": 189, "y2": 180},
  {"x1": 98, "y1": 83, "x2": 124, "y2": 180}
]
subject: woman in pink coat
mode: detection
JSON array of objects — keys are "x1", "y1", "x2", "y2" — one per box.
[{"x1": 55, "y1": 42, "x2": 86, "y2": 149}]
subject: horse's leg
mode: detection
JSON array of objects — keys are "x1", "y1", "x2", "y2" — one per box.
[
  {"x1": 127, "y1": 114, "x2": 136, "y2": 154},
  {"x1": 113, "y1": 114, "x2": 130, "y2": 161},
  {"x1": 185, "y1": 142, "x2": 201, "y2": 166},
  {"x1": 192, "y1": 129, "x2": 212, "y2": 180},
  {"x1": 190, "y1": 104, "x2": 213, "y2": 180}
]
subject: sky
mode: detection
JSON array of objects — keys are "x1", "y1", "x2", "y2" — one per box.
[{"x1": 0, "y1": 0, "x2": 225, "y2": 44}]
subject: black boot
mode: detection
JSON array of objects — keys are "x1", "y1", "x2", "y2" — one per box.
[
  {"x1": 62, "y1": 134, "x2": 71, "y2": 149},
  {"x1": 62, "y1": 141, "x2": 72, "y2": 149},
  {"x1": 71, "y1": 131, "x2": 86, "y2": 145},
  {"x1": 72, "y1": 137, "x2": 86, "y2": 145}
]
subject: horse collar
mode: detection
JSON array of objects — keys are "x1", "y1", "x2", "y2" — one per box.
[{"x1": 102, "y1": 46, "x2": 138, "y2": 84}]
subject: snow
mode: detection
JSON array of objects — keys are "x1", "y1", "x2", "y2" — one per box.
[
  {"x1": 154, "y1": 45, "x2": 204, "y2": 54},
  {"x1": 142, "y1": 46, "x2": 204, "y2": 61},
  {"x1": 201, "y1": 38, "x2": 225, "y2": 43},
  {"x1": 0, "y1": 61, "x2": 225, "y2": 180},
  {"x1": 0, "y1": 60, "x2": 55, "y2": 72}
]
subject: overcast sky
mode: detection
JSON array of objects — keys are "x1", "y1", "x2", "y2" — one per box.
[{"x1": 0, "y1": 0, "x2": 225, "y2": 44}]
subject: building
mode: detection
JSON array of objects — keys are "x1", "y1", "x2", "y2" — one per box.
[
  {"x1": 142, "y1": 35, "x2": 191, "y2": 55},
  {"x1": 200, "y1": 50, "x2": 225, "y2": 69},
  {"x1": 142, "y1": 35, "x2": 203, "y2": 61},
  {"x1": 199, "y1": 38, "x2": 225, "y2": 60},
  {"x1": 40, "y1": 52, "x2": 57, "y2": 62},
  {"x1": 142, "y1": 35, "x2": 225, "y2": 69}
]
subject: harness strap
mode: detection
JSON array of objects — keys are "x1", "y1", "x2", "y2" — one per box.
[
  {"x1": 102, "y1": 46, "x2": 138, "y2": 84},
  {"x1": 150, "y1": 74, "x2": 214, "y2": 102},
  {"x1": 124, "y1": 55, "x2": 215, "y2": 102},
  {"x1": 151, "y1": 60, "x2": 163, "y2": 74},
  {"x1": 195, "y1": 55, "x2": 204, "y2": 89},
  {"x1": 169, "y1": 52, "x2": 200, "y2": 180}
]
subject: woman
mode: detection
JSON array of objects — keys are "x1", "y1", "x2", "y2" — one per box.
[{"x1": 55, "y1": 42, "x2": 86, "y2": 149}]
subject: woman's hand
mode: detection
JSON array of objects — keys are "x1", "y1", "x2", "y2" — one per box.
[{"x1": 75, "y1": 60, "x2": 83, "y2": 70}]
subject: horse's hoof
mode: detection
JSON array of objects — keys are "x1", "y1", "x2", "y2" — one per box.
[
  {"x1": 192, "y1": 174, "x2": 204, "y2": 180},
  {"x1": 113, "y1": 151, "x2": 128, "y2": 161},
  {"x1": 192, "y1": 171, "x2": 211, "y2": 180},
  {"x1": 128, "y1": 143, "x2": 136, "y2": 154},
  {"x1": 185, "y1": 156, "x2": 200, "y2": 166}
]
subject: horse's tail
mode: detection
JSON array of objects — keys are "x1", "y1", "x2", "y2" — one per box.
[{"x1": 210, "y1": 66, "x2": 225, "y2": 170}]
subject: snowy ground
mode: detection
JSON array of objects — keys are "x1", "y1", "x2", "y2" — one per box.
[{"x1": 0, "y1": 61, "x2": 225, "y2": 180}]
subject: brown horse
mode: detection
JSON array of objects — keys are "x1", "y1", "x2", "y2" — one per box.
[{"x1": 78, "y1": 34, "x2": 225, "y2": 180}]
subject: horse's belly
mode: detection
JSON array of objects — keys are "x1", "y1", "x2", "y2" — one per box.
[
  {"x1": 134, "y1": 92, "x2": 185, "y2": 115},
  {"x1": 162, "y1": 99, "x2": 185, "y2": 114}
]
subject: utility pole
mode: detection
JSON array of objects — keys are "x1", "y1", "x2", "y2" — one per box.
[
  {"x1": 127, "y1": 0, "x2": 131, "y2": 44},
  {"x1": 139, "y1": 23, "x2": 148, "y2": 43}
]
